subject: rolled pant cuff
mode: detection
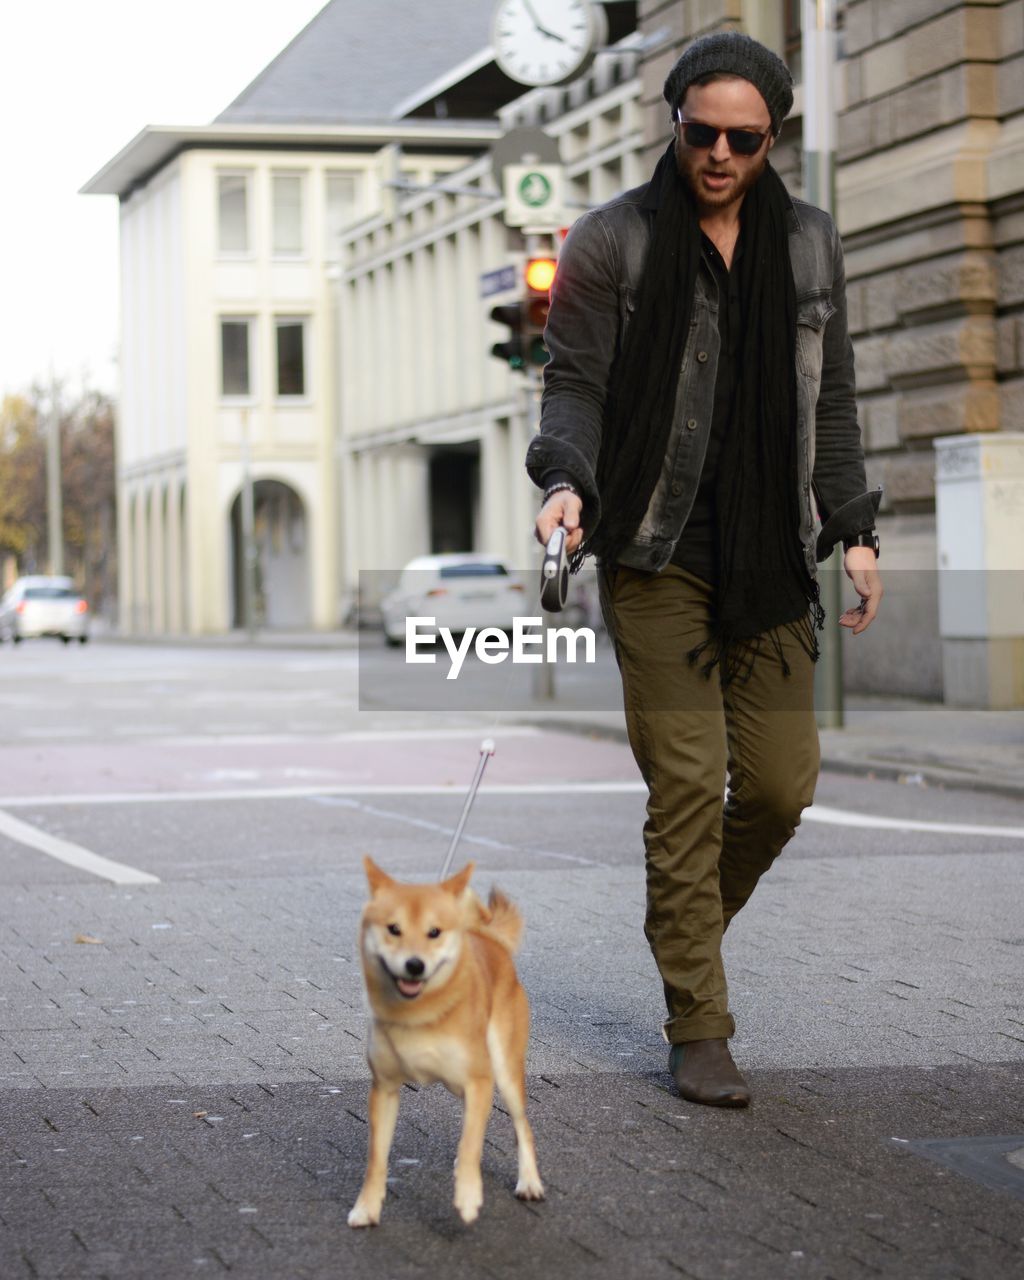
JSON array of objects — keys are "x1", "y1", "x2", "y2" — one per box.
[{"x1": 662, "y1": 1013, "x2": 736, "y2": 1045}]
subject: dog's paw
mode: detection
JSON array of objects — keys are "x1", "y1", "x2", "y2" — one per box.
[
  {"x1": 454, "y1": 1180, "x2": 483, "y2": 1224},
  {"x1": 515, "y1": 1176, "x2": 545, "y2": 1202},
  {"x1": 347, "y1": 1201, "x2": 381, "y2": 1228}
]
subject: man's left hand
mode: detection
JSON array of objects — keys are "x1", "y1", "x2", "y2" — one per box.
[{"x1": 839, "y1": 547, "x2": 883, "y2": 635}]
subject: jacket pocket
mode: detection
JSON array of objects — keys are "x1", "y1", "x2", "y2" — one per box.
[{"x1": 796, "y1": 294, "x2": 835, "y2": 382}]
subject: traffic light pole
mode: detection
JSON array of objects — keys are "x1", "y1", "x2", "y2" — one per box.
[
  {"x1": 486, "y1": 231, "x2": 561, "y2": 700},
  {"x1": 526, "y1": 362, "x2": 556, "y2": 701},
  {"x1": 526, "y1": 233, "x2": 560, "y2": 699}
]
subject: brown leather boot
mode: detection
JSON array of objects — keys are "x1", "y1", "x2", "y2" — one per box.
[{"x1": 669, "y1": 1038, "x2": 751, "y2": 1108}]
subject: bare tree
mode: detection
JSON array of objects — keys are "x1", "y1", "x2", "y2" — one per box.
[{"x1": 0, "y1": 386, "x2": 117, "y2": 612}]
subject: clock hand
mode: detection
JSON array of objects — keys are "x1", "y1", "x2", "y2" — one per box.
[{"x1": 521, "y1": 0, "x2": 567, "y2": 42}]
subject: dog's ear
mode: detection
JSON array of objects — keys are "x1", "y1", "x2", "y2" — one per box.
[
  {"x1": 363, "y1": 856, "x2": 395, "y2": 896},
  {"x1": 440, "y1": 861, "x2": 475, "y2": 898}
]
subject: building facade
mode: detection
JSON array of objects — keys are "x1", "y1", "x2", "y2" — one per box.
[
  {"x1": 88, "y1": 0, "x2": 1024, "y2": 702},
  {"x1": 335, "y1": 46, "x2": 649, "y2": 618},
  {"x1": 85, "y1": 123, "x2": 499, "y2": 634}
]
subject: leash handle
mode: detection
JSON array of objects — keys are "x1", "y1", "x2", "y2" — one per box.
[
  {"x1": 540, "y1": 526, "x2": 569, "y2": 612},
  {"x1": 437, "y1": 739, "x2": 495, "y2": 881}
]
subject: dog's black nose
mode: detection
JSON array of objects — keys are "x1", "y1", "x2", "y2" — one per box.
[{"x1": 405, "y1": 957, "x2": 425, "y2": 977}]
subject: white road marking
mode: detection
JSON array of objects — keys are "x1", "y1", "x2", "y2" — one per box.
[
  {"x1": 0, "y1": 809, "x2": 160, "y2": 885},
  {"x1": 311, "y1": 795, "x2": 602, "y2": 867},
  {"x1": 803, "y1": 803, "x2": 1024, "y2": 840},
  {"x1": 0, "y1": 782, "x2": 645, "y2": 807},
  {"x1": 155, "y1": 726, "x2": 542, "y2": 747},
  {"x1": 0, "y1": 783, "x2": 1020, "y2": 841}
]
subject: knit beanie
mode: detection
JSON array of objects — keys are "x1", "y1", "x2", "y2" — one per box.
[{"x1": 663, "y1": 31, "x2": 794, "y2": 135}]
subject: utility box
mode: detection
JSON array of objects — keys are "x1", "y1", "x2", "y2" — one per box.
[{"x1": 934, "y1": 433, "x2": 1024, "y2": 708}]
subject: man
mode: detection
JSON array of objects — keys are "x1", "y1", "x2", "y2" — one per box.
[{"x1": 527, "y1": 32, "x2": 883, "y2": 1107}]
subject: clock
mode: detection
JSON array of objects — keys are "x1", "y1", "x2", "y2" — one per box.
[{"x1": 492, "y1": 0, "x2": 609, "y2": 87}]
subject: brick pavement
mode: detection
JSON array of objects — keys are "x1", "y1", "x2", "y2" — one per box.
[
  {"x1": 2, "y1": 1066, "x2": 1023, "y2": 1279},
  {"x1": 2, "y1": 829, "x2": 1024, "y2": 1277}
]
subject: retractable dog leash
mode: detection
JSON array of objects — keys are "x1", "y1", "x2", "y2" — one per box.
[
  {"x1": 436, "y1": 738, "x2": 496, "y2": 881},
  {"x1": 435, "y1": 526, "x2": 571, "y2": 881}
]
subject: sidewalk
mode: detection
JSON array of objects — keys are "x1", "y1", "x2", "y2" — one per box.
[{"x1": 518, "y1": 696, "x2": 1024, "y2": 799}]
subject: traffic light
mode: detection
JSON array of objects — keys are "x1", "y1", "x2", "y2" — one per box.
[
  {"x1": 488, "y1": 254, "x2": 558, "y2": 372},
  {"x1": 489, "y1": 301, "x2": 526, "y2": 370},
  {"x1": 524, "y1": 256, "x2": 557, "y2": 368}
]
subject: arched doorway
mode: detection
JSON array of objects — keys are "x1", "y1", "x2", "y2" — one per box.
[{"x1": 229, "y1": 479, "x2": 310, "y2": 629}]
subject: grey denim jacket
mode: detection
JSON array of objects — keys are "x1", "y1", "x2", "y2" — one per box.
[{"x1": 525, "y1": 178, "x2": 881, "y2": 574}]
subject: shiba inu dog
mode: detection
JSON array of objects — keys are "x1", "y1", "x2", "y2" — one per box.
[{"x1": 348, "y1": 857, "x2": 544, "y2": 1227}]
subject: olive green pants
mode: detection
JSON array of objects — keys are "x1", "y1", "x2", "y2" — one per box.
[{"x1": 609, "y1": 564, "x2": 820, "y2": 1045}]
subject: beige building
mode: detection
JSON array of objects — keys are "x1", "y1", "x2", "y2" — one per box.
[
  {"x1": 82, "y1": 0, "x2": 504, "y2": 635},
  {"x1": 83, "y1": 123, "x2": 492, "y2": 634},
  {"x1": 336, "y1": 46, "x2": 649, "y2": 617}
]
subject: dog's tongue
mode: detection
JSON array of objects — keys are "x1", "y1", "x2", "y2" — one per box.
[{"x1": 397, "y1": 978, "x2": 424, "y2": 998}]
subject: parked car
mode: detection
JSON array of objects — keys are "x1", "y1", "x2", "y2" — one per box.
[
  {"x1": 380, "y1": 554, "x2": 527, "y2": 646},
  {"x1": 0, "y1": 576, "x2": 90, "y2": 644}
]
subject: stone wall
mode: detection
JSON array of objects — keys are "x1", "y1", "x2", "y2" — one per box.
[
  {"x1": 635, "y1": 0, "x2": 1024, "y2": 701},
  {"x1": 837, "y1": 0, "x2": 1023, "y2": 699}
]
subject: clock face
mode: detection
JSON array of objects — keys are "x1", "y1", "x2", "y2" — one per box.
[{"x1": 492, "y1": 0, "x2": 604, "y2": 87}]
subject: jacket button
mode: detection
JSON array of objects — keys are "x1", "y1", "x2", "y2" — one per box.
[
  {"x1": 671, "y1": 482, "x2": 682, "y2": 496},
  {"x1": 696, "y1": 351, "x2": 709, "y2": 363},
  {"x1": 686, "y1": 418, "x2": 697, "y2": 430}
]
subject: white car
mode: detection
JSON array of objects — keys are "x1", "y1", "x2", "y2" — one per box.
[
  {"x1": 0, "y1": 576, "x2": 90, "y2": 644},
  {"x1": 380, "y1": 554, "x2": 527, "y2": 646}
]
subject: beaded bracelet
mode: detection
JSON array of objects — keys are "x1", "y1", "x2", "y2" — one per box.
[{"x1": 543, "y1": 482, "x2": 580, "y2": 506}]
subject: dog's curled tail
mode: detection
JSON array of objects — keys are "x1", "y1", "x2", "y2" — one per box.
[{"x1": 483, "y1": 888, "x2": 523, "y2": 954}]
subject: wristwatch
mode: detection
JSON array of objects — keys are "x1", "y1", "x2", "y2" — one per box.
[{"x1": 843, "y1": 529, "x2": 880, "y2": 558}]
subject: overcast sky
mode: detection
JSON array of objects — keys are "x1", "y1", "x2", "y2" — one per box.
[{"x1": 0, "y1": 0, "x2": 328, "y2": 403}]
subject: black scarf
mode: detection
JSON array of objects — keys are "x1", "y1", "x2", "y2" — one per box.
[{"x1": 579, "y1": 142, "x2": 822, "y2": 679}]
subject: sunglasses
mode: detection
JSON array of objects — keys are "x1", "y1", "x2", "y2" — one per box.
[{"x1": 673, "y1": 112, "x2": 771, "y2": 156}]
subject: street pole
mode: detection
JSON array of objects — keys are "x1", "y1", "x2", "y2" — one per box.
[
  {"x1": 523, "y1": 229, "x2": 556, "y2": 701},
  {"x1": 46, "y1": 378, "x2": 64, "y2": 576},
  {"x1": 527, "y1": 360, "x2": 555, "y2": 700},
  {"x1": 240, "y1": 407, "x2": 257, "y2": 639},
  {"x1": 803, "y1": 0, "x2": 844, "y2": 729}
]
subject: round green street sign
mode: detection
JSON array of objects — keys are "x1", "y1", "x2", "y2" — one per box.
[{"x1": 518, "y1": 171, "x2": 552, "y2": 208}]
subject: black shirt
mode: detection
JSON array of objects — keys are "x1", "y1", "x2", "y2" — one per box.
[{"x1": 669, "y1": 229, "x2": 743, "y2": 585}]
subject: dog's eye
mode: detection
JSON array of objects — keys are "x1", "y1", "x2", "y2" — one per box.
[
  {"x1": 426, "y1": 927, "x2": 441, "y2": 939},
  {"x1": 387, "y1": 923, "x2": 402, "y2": 937}
]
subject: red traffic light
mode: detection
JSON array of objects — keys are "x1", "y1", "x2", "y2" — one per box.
[{"x1": 525, "y1": 257, "x2": 557, "y2": 293}]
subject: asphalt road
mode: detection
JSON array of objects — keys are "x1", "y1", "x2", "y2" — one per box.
[{"x1": 1, "y1": 640, "x2": 1023, "y2": 1279}]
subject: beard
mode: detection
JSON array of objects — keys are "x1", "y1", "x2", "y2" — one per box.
[{"x1": 674, "y1": 136, "x2": 768, "y2": 211}]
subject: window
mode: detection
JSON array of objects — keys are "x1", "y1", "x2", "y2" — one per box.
[
  {"x1": 272, "y1": 172, "x2": 304, "y2": 255},
  {"x1": 217, "y1": 173, "x2": 249, "y2": 253},
  {"x1": 221, "y1": 319, "x2": 252, "y2": 396},
  {"x1": 275, "y1": 318, "x2": 306, "y2": 397},
  {"x1": 325, "y1": 171, "x2": 364, "y2": 255}
]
